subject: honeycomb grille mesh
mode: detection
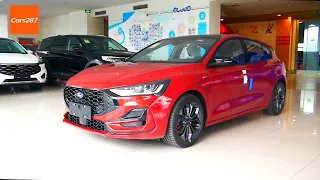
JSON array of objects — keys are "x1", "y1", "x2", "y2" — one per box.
[
  {"x1": 0, "y1": 64, "x2": 41, "y2": 76},
  {"x1": 64, "y1": 86, "x2": 116, "y2": 116},
  {"x1": 68, "y1": 114, "x2": 108, "y2": 132}
]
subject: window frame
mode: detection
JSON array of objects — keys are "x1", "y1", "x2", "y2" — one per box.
[
  {"x1": 207, "y1": 37, "x2": 246, "y2": 68},
  {"x1": 240, "y1": 38, "x2": 273, "y2": 64},
  {"x1": 66, "y1": 36, "x2": 83, "y2": 51}
]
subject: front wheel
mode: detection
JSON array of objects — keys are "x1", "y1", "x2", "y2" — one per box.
[
  {"x1": 162, "y1": 94, "x2": 205, "y2": 148},
  {"x1": 264, "y1": 82, "x2": 286, "y2": 115}
]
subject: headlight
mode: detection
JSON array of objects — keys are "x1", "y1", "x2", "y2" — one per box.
[
  {"x1": 102, "y1": 56, "x2": 120, "y2": 62},
  {"x1": 110, "y1": 79, "x2": 171, "y2": 96},
  {"x1": 36, "y1": 55, "x2": 44, "y2": 63}
]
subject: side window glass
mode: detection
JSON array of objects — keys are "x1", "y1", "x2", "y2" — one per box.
[
  {"x1": 244, "y1": 40, "x2": 265, "y2": 63},
  {"x1": 67, "y1": 37, "x2": 82, "y2": 51},
  {"x1": 179, "y1": 46, "x2": 206, "y2": 59},
  {"x1": 211, "y1": 39, "x2": 245, "y2": 65},
  {"x1": 262, "y1": 45, "x2": 272, "y2": 60},
  {"x1": 50, "y1": 37, "x2": 67, "y2": 51}
]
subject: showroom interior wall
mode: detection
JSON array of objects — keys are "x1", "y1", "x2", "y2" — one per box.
[
  {"x1": 94, "y1": 0, "x2": 209, "y2": 22},
  {"x1": 87, "y1": 16, "x2": 104, "y2": 36},
  {"x1": 227, "y1": 21, "x2": 278, "y2": 49},
  {"x1": 40, "y1": 11, "x2": 104, "y2": 40},
  {"x1": 0, "y1": 15, "x2": 8, "y2": 38},
  {"x1": 93, "y1": 0, "x2": 221, "y2": 34}
]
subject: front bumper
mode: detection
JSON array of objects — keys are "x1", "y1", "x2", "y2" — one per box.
[
  {"x1": 0, "y1": 63, "x2": 47, "y2": 85},
  {"x1": 63, "y1": 95, "x2": 174, "y2": 139}
]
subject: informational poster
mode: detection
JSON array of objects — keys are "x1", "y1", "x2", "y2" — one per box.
[{"x1": 109, "y1": 4, "x2": 209, "y2": 52}]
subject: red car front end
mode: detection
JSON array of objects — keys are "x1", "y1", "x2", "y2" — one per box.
[{"x1": 62, "y1": 61, "x2": 200, "y2": 139}]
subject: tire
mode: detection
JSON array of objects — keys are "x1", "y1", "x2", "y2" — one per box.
[
  {"x1": 264, "y1": 81, "x2": 286, "y2": 115},
  {"x1": 162, "y1": 94, "x2": 205, "y2": 148},
  {"x1": 29, "y1": 84, "x2": 43, "y2": 91},
  {"x1": 44, "y1": 63, "x2": 57, "y2": 86}
]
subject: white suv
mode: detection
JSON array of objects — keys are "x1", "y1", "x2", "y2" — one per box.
[{"x1": 0, "y1": 38, "x2": 47, "y2": 90}]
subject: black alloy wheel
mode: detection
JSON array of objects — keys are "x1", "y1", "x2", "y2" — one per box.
[
  {"x1": 264, "y1": 82, "x2": 286, "y2": 115},
  {"x1": 163, "y1": 94, "x2": 205, "y2": 148}
]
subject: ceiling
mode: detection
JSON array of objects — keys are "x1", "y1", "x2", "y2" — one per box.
[
  {"x1": 0, "y1": 0, "x2": 146, "y2": 17},
  {"x1": 222, "y1": 0, "x2": 320, "y2": 17}
]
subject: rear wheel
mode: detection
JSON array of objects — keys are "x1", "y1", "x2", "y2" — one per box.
[
  {"x1": 264, "y1": 82, "x2": 286, "y2": 115},
  {"x1": 29, "y1": 84, "x2": 43, "y2": 91},
  {"x1": 162, "y1": 94, "x2": 205, "y2": 148}
]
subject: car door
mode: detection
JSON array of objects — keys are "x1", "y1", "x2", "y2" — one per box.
[
  {"x1": 63, "y1": 36, "x2": 89, "y2": 76},
  {"x1": 242, "y1": 39, "x2": 277, "y2": 108},
  {"x1": 46, "y1": 37, "x2": 69, "y2": 77},
  {"x1": 206, "y1": 38, "x2": 254, "y2": 122}
]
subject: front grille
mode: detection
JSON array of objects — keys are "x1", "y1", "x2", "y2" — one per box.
[
  {"x1": 68, "y1": 114, "x2": 109, "y2": 132},
  {"x1": 0, "y1": 64, "x2": 41, "y2": 76},
  {"x1": 64, "y1": 86, "x2": 116, "y2": 116}
]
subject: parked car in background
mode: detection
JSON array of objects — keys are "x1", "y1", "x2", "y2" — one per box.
[
  {"x1": 37, "y1": 35, "x2": 134, "y2": 84},
  {"x1": 22, "y1": 44, "x2": 38, "y2": 56},
  {"x1": 0, "y1": 38, "x2": 47, "y2": 90},
  {"x1": 62, "y1": 34, "x2": 287, "y2": 148}
]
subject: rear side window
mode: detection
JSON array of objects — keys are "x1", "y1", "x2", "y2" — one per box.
[
  {"x1": 50, "y1": 37, "x2": 68, "y2": 51},
  {"x1": 38, "y1": 38, "x2": 53, "y2": 50},
  {"x1": 244, "y1": 40, "x2": 272, "y2": 63},
  {"x1": 262, "y1": 45, "x2": 272, "y2": 60}
]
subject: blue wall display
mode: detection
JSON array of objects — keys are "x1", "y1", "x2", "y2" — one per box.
[{"x1": 109, "y1": 3, "x2": 209, "y2": 52}]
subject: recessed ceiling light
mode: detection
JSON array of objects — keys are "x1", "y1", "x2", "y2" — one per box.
[
  {"x1": 220, "y1": 18, "x2": 223, "y2": 21},
  {"x1": 288, "y1": 17, "x2": 291, "y2": 19},
  {"x1": 277, "y1": 14, "x2": 281, "y2": 17}
]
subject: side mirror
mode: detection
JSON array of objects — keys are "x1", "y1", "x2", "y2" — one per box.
[{"x1": 72, "y1": 45, "x2": 82, "y2": 51}]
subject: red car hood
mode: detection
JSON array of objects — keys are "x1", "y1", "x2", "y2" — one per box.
[{"x1": 67, "y1": 62, "x2": 197, "y2": 89}]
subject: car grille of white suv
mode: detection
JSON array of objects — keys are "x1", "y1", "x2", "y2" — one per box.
[{"x1": 0, "y1": 64, "x2": 41, "y2": 76}]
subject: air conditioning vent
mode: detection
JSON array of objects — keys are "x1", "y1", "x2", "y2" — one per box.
[
  {"x1": 95, "y1": 10, "x2": 106, "y2": 16},
  {"x1": 133, "y1": 4, "x2": 148, "y2": 10}
]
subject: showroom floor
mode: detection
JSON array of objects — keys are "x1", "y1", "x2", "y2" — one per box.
[{"x1": 0, "y1": 73, "x2": 319, "y2": 180}]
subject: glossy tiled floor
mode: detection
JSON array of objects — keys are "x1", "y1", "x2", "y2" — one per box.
[{"x1": 0, "y1": 72, "x2": 319, "y2": 180}]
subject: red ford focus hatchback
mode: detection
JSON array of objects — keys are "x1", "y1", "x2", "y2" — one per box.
[{"x1": 63, "y1": 34, "x2": 286, "y2": 148}]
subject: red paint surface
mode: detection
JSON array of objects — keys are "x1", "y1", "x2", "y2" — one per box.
[{"x1": 64, "y1": 35, "x2": 287, "y2": 139}]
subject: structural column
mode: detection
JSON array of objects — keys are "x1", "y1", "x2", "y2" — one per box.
[
  {"x1": 0, "y1": 15, "x2": 9, "y2": 38},
  {"x1": 209, "y1": 0, "x2": 221, "y2": 34}
]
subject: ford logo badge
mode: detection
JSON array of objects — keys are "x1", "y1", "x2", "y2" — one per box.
[{"x1": 75, "y1": 92, "x2": 84, "y2": 99}]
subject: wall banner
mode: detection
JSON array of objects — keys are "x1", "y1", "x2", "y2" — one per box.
[{"x1": 109, "y1": 3, "x2": 209, "y2": 52}]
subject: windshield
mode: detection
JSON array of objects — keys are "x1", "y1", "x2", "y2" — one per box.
[
  {"x1": 0, "y1": 39, "x2": 26, "y2": 54},
  {"x1": 79, "y1": 36, "x2": 126, "y2": 52},
  {"x1": 129, "y1": 37, "x2": 218, "y2": 63}
]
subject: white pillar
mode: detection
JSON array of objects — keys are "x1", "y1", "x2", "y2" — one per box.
[
  {"x1": 0, "y1": 15, "x2": 9, "y2": 38},
  {"x1": 209, "y1": 1, "x2": 221, "y2": 34}
]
